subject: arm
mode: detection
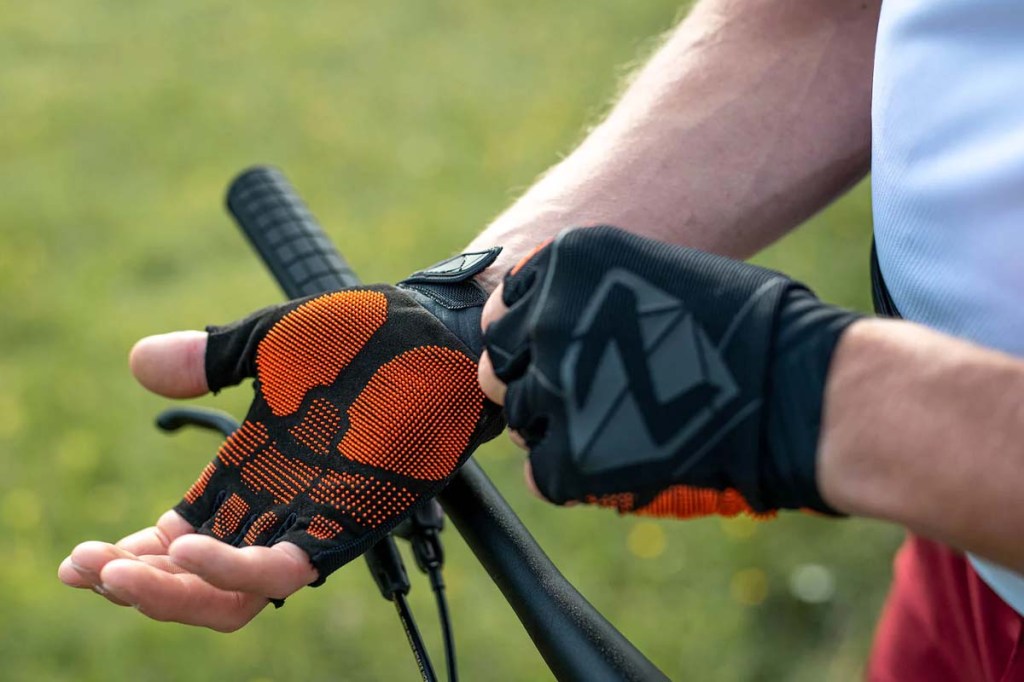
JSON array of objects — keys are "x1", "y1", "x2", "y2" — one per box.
[
  {"x1": 819, "y1": 320, "x2": 1024, "y2": 572},
  {"x1": 469, "y1": 0, "x2": 880, "y2": 286}
]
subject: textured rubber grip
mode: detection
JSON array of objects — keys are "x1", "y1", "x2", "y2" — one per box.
[{"x1": 226, "y1": 166, "x2": 360, "y2": 298}]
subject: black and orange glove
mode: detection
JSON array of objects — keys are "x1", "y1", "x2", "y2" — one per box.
[
  {"x1": 483, "y1": 227, "x2": 861, "y2": 520},
  {"x1": 175, "y1": 248, "x2": 504, "y2": 584}
]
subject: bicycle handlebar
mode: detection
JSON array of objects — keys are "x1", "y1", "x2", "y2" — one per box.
[
  {"x1": 226, "y1": 167, "x2": 360, "y2": 293},
  {"x1": 224, "y1": 165, "x2": 668, "y2": 682}
]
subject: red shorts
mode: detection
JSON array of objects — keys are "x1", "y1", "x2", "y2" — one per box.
[{"x1": 868, "y1": 535, "x2": 1024, "y2": 681}]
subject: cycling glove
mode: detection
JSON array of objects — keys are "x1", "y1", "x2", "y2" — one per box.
[
  {"x1": 174, "y1": 248, "x2": 505, "y2": 584},
  {"x1": 484, "y1": 227, "x2": 860, "y2": 517}
]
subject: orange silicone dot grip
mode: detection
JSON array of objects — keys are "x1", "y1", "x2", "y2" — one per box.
[
  {"x1": 217, "y1": 420, "x2": 269, "y2": 467},
  {"x1": 635, "y1": 486, "x2": 775, "y2": 520},
  {"x1": 289, "y1": 398, "x2": 343, "y2": 455},
  {"x1": 211, "y1": 493, "x2": 250, "y2": 539},
  {"x1": 308, "y1": 471, "x2": 416, "y2": 529},
  {"x1": 338, "y1": 346, "x2": 483, "y2": 481},
  {"x1": 243, "y1": 511, "x2": 279, "y2": 545},
  {"x1": 240, "y1": 445, "x2": 321, "y2": 504},
  {"x1": 307, "y1": 515, "x2": 344, "y2": 540},
  {"x1": 184, "y1": 461, "x2": 217, "y2": 504},
  {"x1": 587, "y1": 486, "x2": 775, "y2": 520},
  {"x1": 256, "y1": 290, "x2": 388, "y2": 417}
]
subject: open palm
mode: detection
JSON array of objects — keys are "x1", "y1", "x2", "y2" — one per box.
[{"x1": 57, "y1": 331, "x2": 317, "y2": 631}]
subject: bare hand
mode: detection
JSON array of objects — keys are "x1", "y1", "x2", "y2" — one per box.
[{"x1": 57, "y1": 332, "x2": 317, "y2": 631}]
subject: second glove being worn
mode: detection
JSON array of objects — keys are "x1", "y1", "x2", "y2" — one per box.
[
  {"x1": 175, "y1": 248, "x2": 504, "y2": 585},
  {"x1": 484, "y1": 227, "x2": 860, "y2": 517}
]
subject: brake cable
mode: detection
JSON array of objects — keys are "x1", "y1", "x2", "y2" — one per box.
[
  {"x1": 395, "y1": 501, "x2": 457, "y2": 682},
  {"x1": 364, "y1": 537, "x2": 438, "y2": 682}
]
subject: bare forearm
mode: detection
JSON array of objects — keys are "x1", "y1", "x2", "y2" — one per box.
[
  {"x1": 820, "y1": 320, "x2": 1024, "y2": 571},
  {"x1": 469, "y1": 0, "x2": 880, "y2": 284}
]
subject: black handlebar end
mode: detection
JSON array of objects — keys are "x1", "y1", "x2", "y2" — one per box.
[{"x1": 226, "y1": 166, "x2": 359, "y2": 298}]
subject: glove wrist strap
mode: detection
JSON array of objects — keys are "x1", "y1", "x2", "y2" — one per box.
[{"x1": 397, "y1": 247, "x2": 502, "y2": 356}]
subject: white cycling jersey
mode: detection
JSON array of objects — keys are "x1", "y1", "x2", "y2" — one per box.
[{"x1": 872, "y1": 0, "x2": 1024, "y2": 613}]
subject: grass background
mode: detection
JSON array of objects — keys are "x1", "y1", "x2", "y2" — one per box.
[{"x1": 0, "y1": 1, "x2": 901, "y2": 680}]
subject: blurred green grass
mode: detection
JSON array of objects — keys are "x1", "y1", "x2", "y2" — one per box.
[{"x1": 0, "y1": 2, "x2": 900, "y2": 680}]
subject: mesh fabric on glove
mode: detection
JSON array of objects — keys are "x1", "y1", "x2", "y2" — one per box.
[
  {"x1": 175, "y1": 249, "x2": 504, "y2": 584},
  {"x1": 484, "y1": 227, "x2": 860, "y2": 519}
]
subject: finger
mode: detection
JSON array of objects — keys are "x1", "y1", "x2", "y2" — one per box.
[
  {"x1": 116, "y1": 510, "x2": 195, "y2": 556},
  {"x1": 59, "y1": 556, "x2": 134, "y2": 606},
  {"x1": 508, "y1": 429, "x2": 528, "y2": 450},
  {"x1": 62, "y1": 543, "x2": 138, "y2": 606},
  {"x1": 68, "y1": 541, "x2": 139, "y2": 586},
  {"x1": 169, "y1": 536, "x2": 316, "y2": 600},
  {"x1": 130, "y1": 331, "x2": 209, "y2": 398},
  {"x1": 523, "y1": 461, "x2": 576, "y2": 507},
  {"x1": 479, "y1": 285, "x2": 510, "y2": 405},
  {"x1": 524, "y1": 460, "x2": 546, "y2": 500},
  {"x1": 99, "y1": 558, "x2": 268, "y2": 632},
  {"x1": 480, "y1": 282, "x2": 508, "y2": 333},
  {"x1": 58, "y1": 556, "x2": 92, "y2": 588},
  {"x1": 63, "y1": 511, "x2": 196, "y2": 601},
  {"x1": 482, "y1": 277, "x2": 537, "y2": 385},
  {"x1": 58, "y1": 555, "x2": 132, "y2": 604},
  {"x1": 60, "y1": 551, "x2": 189, "y2": 588},
  {"x1": 478, "y1": 350, "x2": 507, "y2": 405}
]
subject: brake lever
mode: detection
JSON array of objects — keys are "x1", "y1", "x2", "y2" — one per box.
[{"x1": 155, "y1": 407, "x2": 240, "y2": 439}]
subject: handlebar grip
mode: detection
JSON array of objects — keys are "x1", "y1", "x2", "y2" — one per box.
[{"x1": 226, "y1": 166, "x2": 360, "y2": 297}]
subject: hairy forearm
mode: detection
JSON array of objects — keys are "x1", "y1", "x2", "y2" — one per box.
[
  {"x1": 468, "y1": 0, "x2": 880, "y2": 286},
  {"x1": 819, "y1": 320, "x2": 1024, "y2": 571}
]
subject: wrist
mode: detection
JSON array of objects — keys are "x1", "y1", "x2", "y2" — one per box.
[
  {"x1": 815, "y1": 318, "x2": 893, "y2": 517},
  {"x1": 472, "y1": 265, "x2": 504, "y2": 295},
  {"x1": 466, "y1": 200, "x2": 615, "y2": 294}
]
